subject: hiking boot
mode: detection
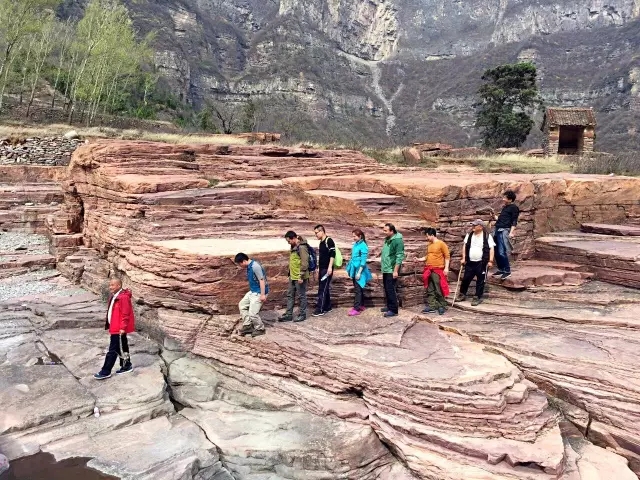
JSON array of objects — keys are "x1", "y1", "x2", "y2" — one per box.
[
  {"x1": 312, "y1": 310, "x2": 325, "y2": 317},
  {"x1": 500, "y1": 272, "x2": 512, "y2": 280},
  {"x1": 422, "y1": 306, "x2": 435, "y2": 313},
  {"x1": 492, "y1": 271, "x2": 504, "y2": 277},
  {"x1": 456, "y1": 294, "x2": 467, "y2": 302},
  {"x1": 93, "y1": 372, "x2": 111, "y2": 380},
  {"x1": 383, "y1": 311, "x2": 398, "y2": 318},
  {"x1": 348, "y1": 308, "x2": 361, "y2": 316},
  {"x1": 239, "y1": 325, "x2": 254, "y2": 336},
  {"x1": 277, "y1": 315, "x2": 293, "y2": 322},
  {"x1": 251, "y1": 329, "x2": 266, "y2": 337},
  {"x1": 116, "y1": 365, "x2": 134, "y2": 375},
  {"x1": 471, "y1": 297, "x2": 483, "y2": 306},
  {"x1": 358, "y1": 306, "x2": 366, "y2": 312},
  {"x1": 438, "y1": 307, "x2": 446, "y2": 315},
  {"x1": 293, "y1": 316, "x2": 306, "y2": 323}
]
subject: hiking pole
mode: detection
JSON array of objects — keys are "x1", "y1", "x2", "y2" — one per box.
[
  {"x1": 451, "y1": 264, "x2": 464, "y2": 308},
  {"x1": 119, "y1": 333, "x2": 130, "y2": 367}
]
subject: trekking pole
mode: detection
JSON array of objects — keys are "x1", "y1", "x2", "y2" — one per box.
[
  {"x1": 451, "y1": 264, "x2": 464, "y2": 308},
  {"x1": 118, "y1": 333, "x2": 130, "y2": 366}
]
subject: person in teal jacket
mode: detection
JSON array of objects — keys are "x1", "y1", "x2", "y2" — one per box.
[{"x1": 346, "y1": 228, "x2": 372, "y2": 316}]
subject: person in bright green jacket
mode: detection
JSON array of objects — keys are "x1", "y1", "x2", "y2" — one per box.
[
  {"x1": 380, "y1": 223, "x2": 405, "y2": 317},
  {"x1": 346, "y1": 228, "x2": 372, "y2": 316}
]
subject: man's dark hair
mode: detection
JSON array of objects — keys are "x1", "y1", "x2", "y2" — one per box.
[
  {"x1": 384, "y1": 223, "x2": 397, "y2": 234},
  {"x1": 234, "y1": 253, "x2": 249, "y2": 264},
  {"x1": 314, "y1": 225, "x2": 325, "y2": 233},
  {"x1": 423, "y1": 227, "x2": 437, "y2": 236},
  {"x1": 284, "y1": 230, "x2": 297, "y2": 239},
  {"x1": 504, "y1": 190, "x2": 516, "y2": 202}
]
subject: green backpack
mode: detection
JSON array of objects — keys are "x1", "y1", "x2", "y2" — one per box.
[{"x1": 326, "y1": 237, "x2": 343, "y2": 268}]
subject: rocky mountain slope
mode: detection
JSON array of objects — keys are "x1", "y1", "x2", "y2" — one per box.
[{"x1": 63, "y1": 0, "x2": 640, "y2": 150}]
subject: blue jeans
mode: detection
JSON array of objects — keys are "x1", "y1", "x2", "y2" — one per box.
[{"x1": 494, "y1": 230, "x2": 510, "y2": 273}]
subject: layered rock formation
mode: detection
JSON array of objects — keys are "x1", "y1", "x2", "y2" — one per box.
[
  {"x1": 7, "y1": 139, "x2": 630, "y2": 479},
  {"x1": 427, "y1": 279, "x2": 640, "y2": 476},
  {"x1": 0, "y1": 239, "x2": 416, "y2": 479}
]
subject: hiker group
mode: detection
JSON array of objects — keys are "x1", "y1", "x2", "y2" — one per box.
[
  {"x1": 91, "y1": 190, "x2": 519, "y2": 377},
  {"x1": 233, "y1": 190, "x2": 520, "y2": 337}
]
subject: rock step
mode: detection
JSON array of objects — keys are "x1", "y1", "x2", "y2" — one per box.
[
  {"x1": 0, "y1": 254, "x2": 55, "y2": 271},
  {"x1": 536, "y1": 232, "x2": 640, "y2": 288},
  {"x1": 487, "y1": 262, "x2": 594, "y2": 290},
  {"x1": 581, "y1": 223, "x2": 640, "y2": 236}
]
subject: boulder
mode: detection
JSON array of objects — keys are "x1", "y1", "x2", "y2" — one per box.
[
  {"x1": 44, "y1": 415, "x2": 233, "y2": 480},
  {"x1": 64, "y1": 130, "x2": 80, "y2": 140},
  {"x1": 402, "y1": 146, "x2": 422, "y2": 164}
]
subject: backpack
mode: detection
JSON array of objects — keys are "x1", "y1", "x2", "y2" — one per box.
[
  {"x1": 305, "y1": 244, "x2": 317, "y2": 272},
  {"x1": 325, "y1": 237, "x2": 343, "y2": 268}
]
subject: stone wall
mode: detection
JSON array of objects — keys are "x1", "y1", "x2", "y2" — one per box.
[{"x1": 0, "y1": 136, "x2": 82, "y2": 166}]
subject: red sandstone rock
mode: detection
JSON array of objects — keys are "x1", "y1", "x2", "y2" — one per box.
[
  {"x1": 536, "y1": 232, "x2": 640, "y2": 288},
  {"x1": 402, "y1": 147, "x2": 421, "y2": 164},
  {"x1": 581, "y1": 223, "x2": 640, "y2": 236},
  {"x1": 34, "y1": 139, "x2": 640, "y2": 479},
  {"x1": 430, "y1": 280, "x2": 640, "y2": 475}
]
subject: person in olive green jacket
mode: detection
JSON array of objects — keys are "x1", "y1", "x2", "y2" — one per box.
[
  {"x1": 380, "y1": 223, "x2": 405, "y2": 317},
  {"x1": 279, "y1": 230, "x2": 310, "y2": 323}
]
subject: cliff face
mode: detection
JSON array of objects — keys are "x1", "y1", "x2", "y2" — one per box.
[{"x1": 67, "y1": 0, "x2": 640, "y2": 150}]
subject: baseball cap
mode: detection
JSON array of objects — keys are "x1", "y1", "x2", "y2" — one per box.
[{"x1": 470, "y1": 219, "x2": 485, "y2": 226}]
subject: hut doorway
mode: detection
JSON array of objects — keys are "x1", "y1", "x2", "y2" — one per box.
[{"x1": 558, "y1": 126, "x2": 584, "y2": 154}]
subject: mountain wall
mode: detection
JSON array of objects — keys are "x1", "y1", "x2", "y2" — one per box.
[{"x1": 64, "y1": 0, "x2": 640, "y2": 150}]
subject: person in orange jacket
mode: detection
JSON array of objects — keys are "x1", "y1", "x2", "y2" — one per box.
[{"x1": 94, "y1": 278, "x2": 135, "y2": 380}]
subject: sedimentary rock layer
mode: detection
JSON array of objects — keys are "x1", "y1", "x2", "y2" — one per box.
[
  {"x1": 536, "y1": 231, "x2": 640, "y2": 288},
  {"x1": 53, "y1": 140, "x2": 640, "y2": 315},
  {"x1": 21, "y1": 139, "x2": 640, "y2": 479},
  {"x1": 428, "y1": 280, "x2": 640, "y2": 475}
]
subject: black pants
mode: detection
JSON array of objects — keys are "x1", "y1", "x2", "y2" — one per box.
[
  {"x1": 316, "y1": 268, "x2": 332, "y2": 313},
  {"x1": 383, "y1": 273, "x2": 399, "y2": 314},
  {"x1": 460, "y1": 261, "x2": 487, "y2": 298},
  {"x1": 353, "y1": 279, "x2": 364, "y2": 309},
  {"x1": 100, "y1": 333, "x2": 131, "y2": 375}
]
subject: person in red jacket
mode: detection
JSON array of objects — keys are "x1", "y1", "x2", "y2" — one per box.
[{"x1": 94, "y1": 278, "x2": 135, "y2": 380}]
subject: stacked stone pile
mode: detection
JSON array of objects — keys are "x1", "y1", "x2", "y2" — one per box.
[{"x1": 0, "y1": 135, "x2": 83, "y2": 166}]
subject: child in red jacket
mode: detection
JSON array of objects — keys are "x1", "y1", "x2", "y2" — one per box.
[{"x1": 94, "y1": 278, "x2": 135, "y2": 380}]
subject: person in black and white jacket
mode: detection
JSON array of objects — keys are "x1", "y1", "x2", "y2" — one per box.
[
  {"x1": 313, "y1": 224, "x2": 336, "y2": 316},
  {"x1": 458, "y1": 219, "x2": 495, "y2": 306}
]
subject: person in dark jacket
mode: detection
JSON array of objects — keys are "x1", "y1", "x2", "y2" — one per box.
[
  {"x1": 313, "y1": 224, "x2": 336, "y2": 316},
  {"x1": 94, "y1": 278, "x2": 135, "y2": 380},
  {"x1": 459, "y1": 219, "x2": 495, "y2": 306},
  {"x1": 493, "y1": 190, "x2": 520, "y2": 280}
]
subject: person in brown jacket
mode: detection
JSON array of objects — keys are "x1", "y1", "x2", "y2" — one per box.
[{"x1": 278, "y1": 231, "x2": 312, "y2": 322}]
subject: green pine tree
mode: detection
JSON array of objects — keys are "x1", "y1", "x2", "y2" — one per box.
[{"x1": 475, "y1": 62, "x2": 541, "y2": 149}]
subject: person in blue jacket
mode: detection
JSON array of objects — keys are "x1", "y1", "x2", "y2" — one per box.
[{"x1": 346, "y1": 228, "x2": 372, "y2": 316}]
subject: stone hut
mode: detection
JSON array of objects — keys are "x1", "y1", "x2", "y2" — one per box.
[{"x1": 541, "y1": 107, "x2": 596, "y2": 156}]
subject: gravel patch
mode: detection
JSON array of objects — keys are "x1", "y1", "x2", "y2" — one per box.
[
  {"x1": 0, "y1": 270, "x2": 57, "y2": 302},
  {"x1": 0, "y1": 232, "x2": 50, "y2": 255}
]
